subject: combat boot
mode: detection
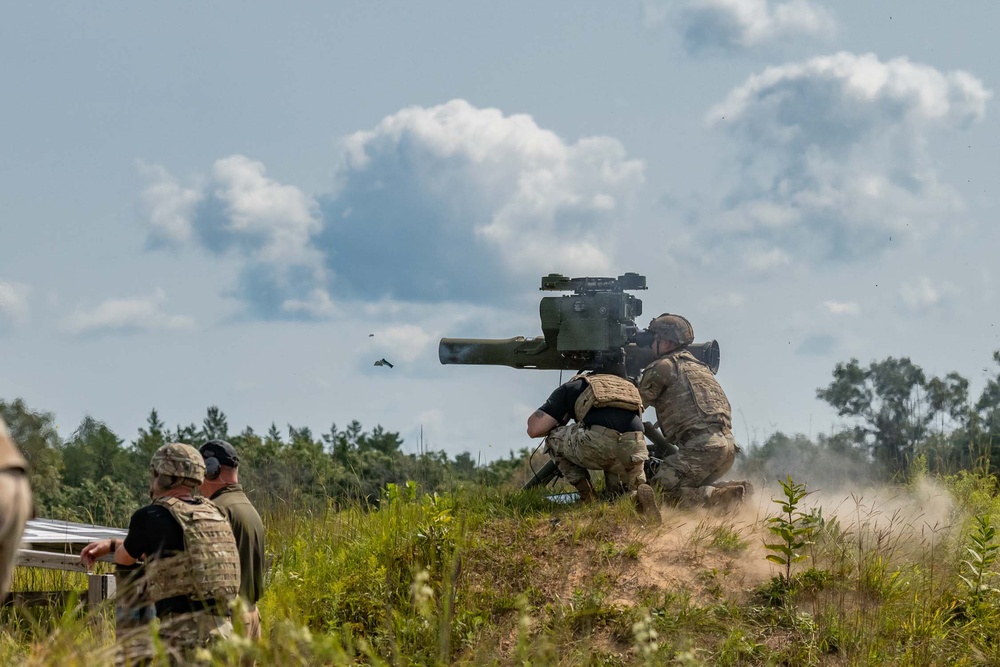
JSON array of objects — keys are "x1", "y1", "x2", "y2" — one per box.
[
  {"x1": 635, "y1": 484, "x2": 662, "y2": 524},
  {"x1": 574, "y1": 479, "x2": 597, "y2": 503},
  {"x1": 706, "y1": 481, "x2": 750, "y2": 511}
]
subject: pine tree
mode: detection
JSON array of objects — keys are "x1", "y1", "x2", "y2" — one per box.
[{"x1": 201, "y1": 405, "x2": 229, "y2": 441}]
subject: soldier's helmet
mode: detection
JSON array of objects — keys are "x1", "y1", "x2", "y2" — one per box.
[
  {"x1": 151, "y1": 442, "x2": 206, "y2": 484},
  {"x1": 648, "y1": 313, "x2": 694, "y2": 346}
]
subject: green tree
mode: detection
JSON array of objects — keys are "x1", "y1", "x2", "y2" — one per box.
[
  {"x1": 0, "y1": 398, "x2": 64, "y2": 512},
  {"x1": 201, "y1": 405, "x2": 229, "y2": 441},
  {"x1": 129, "y1": 408, "x2": 168, "y2": 498},
  {"x1": 61, "y1": 416, "x2": 134, "y2": 488},
  {"x1": 817, "y1": 357, "x2": 964, "y2": 478}
]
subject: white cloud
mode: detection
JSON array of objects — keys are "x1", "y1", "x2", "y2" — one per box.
[
  {"x1": 643, "y1": 0, "x2": 835, "y2": 53},
  {"x1": 141, "y1": 100, "x2": 645, "y2": 316},
  {"x1": 705, "y1": 53, "x2": 990, "y2": 271},
  {"x1": 677, "y1": 0, "x2": 836, "y2": 53},
  {"x1": 0, "y1": 282, "x2": 30, "y2": 327},
  {"x1": 744, "y1": 247, "x2": 790, "y2": 273},
  {"x1": 281, "y1": 289, "x2": 338, "y2": 319},
  {"x1": 899, "y1": 277, "x2": 958, "y2": 313},
  {"x1": 823, "y1": 300, "x2": 860, "y2": 316},
  {"x1": 64, "y1": 289, "x2": 195, "y2": 335},
  {"x1": 333, "y1": 100, "x2": 645, "y2": 289},
  {"x1": 140, "y1": 156, "x2": 331, "y2": 319},
  {"x1": 371, "y1": 324, "x2": 436, "y2": 364},
  {"x1": 139, "y1": 162, "x2": 202, "y2": 247},
  {"x1": 209, "y1": 156, "x2": 323, "y2": 266}
]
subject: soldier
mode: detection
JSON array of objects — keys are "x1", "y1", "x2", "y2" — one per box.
[
  {"x1": 0, "y1": 415, "x2": 32, "y2": 598},
  {"x1": 199, "y1": 439, "x2": 266, "y2": 643},
  {"x1": 638, "y1": 314, "x2": 751, "y2": 507},
  {"x1": 81, "y1": 443, "x2": 240, "y2": 664},
  {"x1": 527, "y1": 367, "x2": 661, "y2": 523}
]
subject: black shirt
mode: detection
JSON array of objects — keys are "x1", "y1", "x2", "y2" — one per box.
[
  {"x1": 538, "y1": 378, "x2": 643, "y2": 433},
  {"x1": 123, "y1": 500, "x2": 215, "y2": 616}
]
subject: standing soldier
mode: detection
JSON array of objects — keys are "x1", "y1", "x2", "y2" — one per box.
[
  {"x1": 199, "y1": 439, "x2": 266, "y2": 643},
  {"x1": 638, "y1": 314, "x2": 751, "y2": 507},
  {"x1": 81, "y1": 443, "x2": 240, "y2": 664},
  {"x1": 0, "y1": 415, "x2": 32, "y2": 598},
  {"x1": 527, "y1": 368, "x2": 661, "y2": 523}
]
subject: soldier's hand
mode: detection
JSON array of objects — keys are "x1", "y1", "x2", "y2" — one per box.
[{"x1": 80, "y1": 539, "x2": 109, "y2": 568}]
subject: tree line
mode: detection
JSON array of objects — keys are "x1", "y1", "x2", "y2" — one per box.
[
  {"x1": 741, "y1": 353, "x2": 1000, "y2": 485},
  {"x1": 5, "y1": 350, "x2": 1000, "y2": 527},
  {"x1": 0, "y1": 399, "x2": 526, "y2": 527}
]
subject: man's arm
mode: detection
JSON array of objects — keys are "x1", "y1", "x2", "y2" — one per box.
[
  {"x1": 80, "y1": 539, "x2": 138, "y2": 568},
  {"x1": 526, "y1": 409, "x2": 560, "y2": 438},
  {"x1": 638, "y1": 360, "x2": 671, "y2": 409}
]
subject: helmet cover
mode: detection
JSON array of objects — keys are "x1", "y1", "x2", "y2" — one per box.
[
  {"x1": 648, "y1": 313, "x2": 694, "y2": 346},
  {"x1": 151, "y1": 442, "x2": 206, "y2": 483}
]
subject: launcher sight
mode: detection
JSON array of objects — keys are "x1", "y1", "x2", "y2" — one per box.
[{"x1": 438, "y1": 272, "x2": 720, "y2": 378}]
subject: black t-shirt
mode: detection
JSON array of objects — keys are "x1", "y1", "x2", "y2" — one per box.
[
  {"x1": 538, "y1": 377, "x2": 643, "y2": 433},
  {"x1": 123, "y1": 500, "x2": 214, "y2": 616}
]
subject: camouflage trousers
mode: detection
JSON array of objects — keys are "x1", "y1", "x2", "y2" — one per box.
[
  {"x1": 0, "y1": 470, "x2": 32, "y2": 597},
  {"x1": 115, "y1": 610, "x2": 232, "y2": 666},
  {"x1": 545, "y1": 424, "x2": 648, "y2": 491},
  {"x1": 651, "y1": 429, "x2": 739, "y2": 506}
]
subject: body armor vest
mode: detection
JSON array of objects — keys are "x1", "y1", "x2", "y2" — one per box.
[
  {"x1": 573, "y1": 374, "x2": 643, "y2": 422},
  {"x1": 143, "y1": 497, "x2": 240, "y2": 608},
  {"x1": 0, "y1": 420, "x2": 27, "y2": 471},
  {"x1": 649, "y1": 350, "x2": 731, "y2": 442}
]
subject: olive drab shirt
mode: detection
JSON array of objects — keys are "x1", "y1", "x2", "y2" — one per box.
[
  {"x1": 142, "y1": 496, "x2": 241, "y2": 608},
  {"x1": 0, "y1": 417, "x2": 27, "y2": 471},
  {"x1": 572, "y1": 374, "x2": 643, "y2": 422},
  {"x1": 210, "y1": 484, "x2": 266, "y2": 606},
  {"x1": 638, "y1": 349, "x2": 732, "y2": 443}
]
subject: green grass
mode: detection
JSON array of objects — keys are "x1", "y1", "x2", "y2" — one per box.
[{"x1": 5, "y1": 473, "x2": 1000, "y2": 665}]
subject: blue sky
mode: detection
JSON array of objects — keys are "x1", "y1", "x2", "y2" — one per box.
[{"x1": 2, "y1": 1, "x2": 998, "y2": 459}]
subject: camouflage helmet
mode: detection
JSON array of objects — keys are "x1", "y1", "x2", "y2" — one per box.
[
  {"x1": 151, "y1": 442, "x2": 206, "y2": 483},
  {"x1": 648, "y1": 313, "x2": 694, "y2": 346}
]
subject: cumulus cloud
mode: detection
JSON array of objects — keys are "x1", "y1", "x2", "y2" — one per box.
[
  {"x1": 705, "y1": 53, "x2": 990, "y2": 271},
  {"x1": 823, "y1": 300, "x2": 860, "y2": 316},
  {"x1": 139, "y1": 162, "x2": 202, "y2": 247},
  {"x1": 140, "y1": 156, "x2": 329, "y2": 318},
  {"x1": 63, "y1": 289, "x2": 195, "y2": 335},
  {"x1": 0, "y1": 282, "x2": 30, "y2": 328},
  {"x1": 140, "y1": 100, "x2": 645, "y2": 316},
  {"x1": 674, "y1": 0, "x2": 836, "y2": 54},
  {"x1": 324, "y1": 100, "x2": 644, "y2": 301},
  {"x1": 370, "y1": 324, "x2": 437, "y2": 364},
  {"x1": 899, "y1": 276, "x2": 958, "y2": 314}
]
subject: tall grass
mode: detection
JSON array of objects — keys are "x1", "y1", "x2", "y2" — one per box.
[{"x1": 3, "y1": 471, "x2": 1000, "y2": 665}]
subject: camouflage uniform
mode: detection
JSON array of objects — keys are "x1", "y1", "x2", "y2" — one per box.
[
  {"x1": 639, "y1": 347, "x2": 744, "y2": 507},
  {"x1": 0, "y1": 416, "x2": 31, "y2": 598},
  {"x1": 546, "y1": 423, "x2": 648, "y2": 491},
  {"x1": 116, "y1": 444, "x2": 240, "y2": 666},
  {"x1": 544, "y1": 374, "x2": 648, "y2": 492}
]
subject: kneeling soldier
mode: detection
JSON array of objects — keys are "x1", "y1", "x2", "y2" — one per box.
[{"x1": 527, "y1": 368, "x2": 661, "y2": 523}]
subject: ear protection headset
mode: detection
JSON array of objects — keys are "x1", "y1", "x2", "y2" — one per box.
[
  {"x1": 201, "y1": 440, "x2": 235, "y2": 480},
  {"x1": 204, "y1": 454, "x2": 222, "y2": 480}
]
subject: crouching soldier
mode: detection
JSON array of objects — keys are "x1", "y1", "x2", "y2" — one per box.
[
  {"x1": 82, "y1": 443, "x2": 241, "y2": 664},
  {"x1": 527, "y1": 368, "x2": 661, "y2": 523},
  {"x1": 639, "y1": 314, "x2": 753, "y2": 508}
]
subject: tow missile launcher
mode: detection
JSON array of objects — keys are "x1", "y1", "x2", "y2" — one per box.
[{"x1": 438, "y1": 272, "x2": 720, "y2": 379}]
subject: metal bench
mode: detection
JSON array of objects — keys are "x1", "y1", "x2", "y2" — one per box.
[{"x1": 15, "y1": 518, "x2": 127, "y2": 607}]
